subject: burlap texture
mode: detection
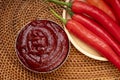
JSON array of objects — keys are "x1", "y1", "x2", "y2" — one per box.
[{"x1": 0, "y1": 0, "x2": 120, "y2": 80}]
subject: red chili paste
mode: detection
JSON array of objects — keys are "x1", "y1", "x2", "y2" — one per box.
[{"x1": 16, "y1": 20, "x2": 69, "y2": 72}]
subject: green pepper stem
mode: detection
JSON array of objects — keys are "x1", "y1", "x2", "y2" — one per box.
[
  {"x1": 48, "y1": 0, "x2": 72, "y2": 8},
  {"x1": 67, "y1": 10, "x2": 74, "y2": 17},
  {"x1": 50, "y1": 8, "x2": 67, "y2": 24},
  {"x1": 63, "y1": 7, "x2": 74, "y2": 17}
]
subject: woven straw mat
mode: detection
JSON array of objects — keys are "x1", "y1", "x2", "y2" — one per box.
[{"x1": 0, "y1": 0, "x2": 120, "y2": 80}]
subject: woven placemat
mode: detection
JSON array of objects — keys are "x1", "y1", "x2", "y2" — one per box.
[{"x1": 0, "y1": 0, "x2": 120, "y2": 80}]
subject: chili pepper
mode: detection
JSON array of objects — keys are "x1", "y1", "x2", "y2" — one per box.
[
  {"x1": 71, "y1": 13, "x2": 120, "y2": 57},
  {"x1": 86, "y1": 0, "x2": 117, "y2": 22},
  {"x1": 50, "y1": 9, "x2": 120, "y2": 70},
  {"x1": 48, "y1": 0, "x2": 120, "y2": 43},
  {"x1": 72, "y1": 1, "x2": 120, "y2": 43},
  {"x1": 104, "y1": 0, "x2": 120, "y2": 25}
]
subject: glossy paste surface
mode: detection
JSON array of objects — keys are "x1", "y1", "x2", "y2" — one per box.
[{"x1": 16, "y1": 20, "x2": 69, "y2": 72}]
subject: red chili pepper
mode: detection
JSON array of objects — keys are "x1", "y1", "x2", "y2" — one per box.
[
  {"x1": 67, "y1": 20, "x2": 120, "y2": 69},
  {"x1": 86, "y1": 0, "x2": 117, "y2": 22},
  {"x1": 48, "y1": 0, "x2": 120, "y2": 43},
  {"x1": 50, "y1": 8, "x2": 120, "y2": 70},
  {"x1": 71, "y1": 1, "x2": 120, "y2": 43},
  {"x1": 72, "y1": 14, "x2": 120, "y2": 57},
  {"x1": 104, "y1": 0, "x2": 120, "y2": 25}
]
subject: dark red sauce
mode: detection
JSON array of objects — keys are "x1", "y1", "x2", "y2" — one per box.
[{"x1": 16, "y1": 20, "x2": 69, "y2": 72}]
